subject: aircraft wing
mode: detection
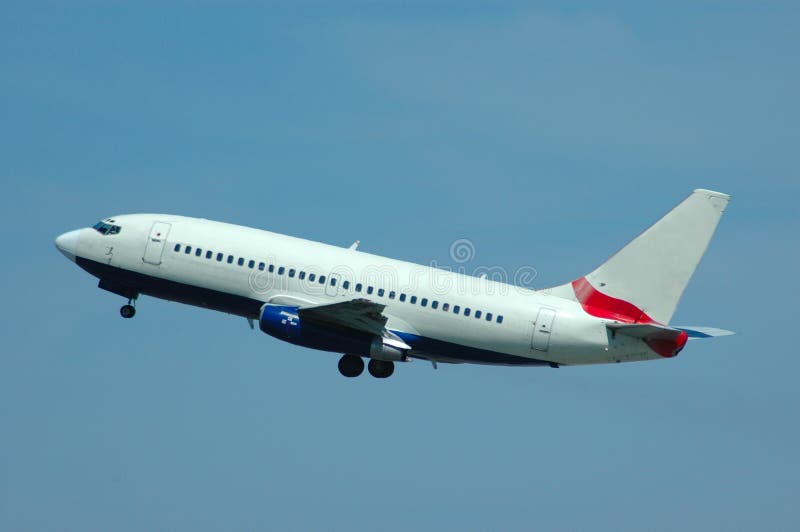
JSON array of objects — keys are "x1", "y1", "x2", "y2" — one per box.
[{"x1": 299, "y1": 298, "x2": 388, "y2": 336}]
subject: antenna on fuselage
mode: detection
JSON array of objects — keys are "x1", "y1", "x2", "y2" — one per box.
[{"x1": 349, "y1": 240, "x2": 360, "y2": 250}]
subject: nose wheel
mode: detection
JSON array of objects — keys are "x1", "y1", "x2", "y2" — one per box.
[{"x1": 120, "y1": 297, "x2": 137, "y2": 319}]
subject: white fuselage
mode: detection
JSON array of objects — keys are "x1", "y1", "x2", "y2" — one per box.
[{"x1": 59, "y1": 214, "x2": 665, "y2": 367}]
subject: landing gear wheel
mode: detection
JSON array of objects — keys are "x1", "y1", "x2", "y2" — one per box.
[
  {"x1": 368, "y1": 359, "x2": 394, "y2": 379},
  {"x1": 338, "y1": 354, "x2": 364, "y2": 378},
  {"x1": 120, "y1": 304, "x2": 136, "y2": 319}
]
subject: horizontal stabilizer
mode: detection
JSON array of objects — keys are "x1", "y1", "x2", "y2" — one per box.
[
  {"x1": 606, "y1": 322, "x2": 685, "y2": 341},
  {"x1": 674, "y1": 326, "x2": 736, "y2": 340},
  {"x1": 607, "y1": 322, "x2": 690, "y2": 358}
]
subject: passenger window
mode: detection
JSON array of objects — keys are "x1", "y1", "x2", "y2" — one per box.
[
  {"x1": 206, "y1": 250, "x2": 212, "y2": 259},
  {"x1": 343, "y1": 280, "x2": 350, "y2": 290},
  {"x1": 299, "y1": 271, "x2": 305, "y2": 280},
  {"x1": 497, "y1": 315, "x2": 504, "y2": 323},
  {"x1": 330, "y1": 277, "x2": 336, "y2": 286},
  {"x1": 185, "y1": 246, "x2": 192, "y2": 254},
  {"x1": 217, "y1": 253, "x2": 223, "y2": 262},
  {"x1": 269, "y1": 264, "x2": 275, "y2": 273},
  {"x1": 237, "y1": 257, "x2": 245, "y2": 266},
  {"x1": 442, "y1": 303, "x2": 449, "y2": 312},
  {"x1": 289, "y1": 269, "x2": 295, "y2": 278},
  {"x1": 319, "y1": 275, "x2": 326, "y2": 284},
  {"x1": 399, "y1": 293, "x2": 406, "y2": 302},
  {"x1": 421, "y1": 298, "x2": 428, "y2": 307},
  {"x1": 227, "y1": 255, "x2": 234, "y2": 264},
  {"x1": 377, "y1": 288, "x2": 384, "y2": 297},
  {"x1": 258, "y1": 262, "x2": 265, "y2": 271},
  {"x1": 475, "y1": 310, "x2": 482, "y2": 319},
  {"x1": 389, "y1": 291, "x2": 396, "y2": 299},
  {"x1": 174, "y1": 244, "x2": 181, "y2": 252},
  {"x1": 367, "y1": 286, "x2": 374, "y2": 295},
  {"x1": 464, "y1": 308, "x2": 471, "y2": 317},
  {"x1": 431, "y1": 301, "x2": 439, "y2": 309},
  {"x1": 309, "y1": 273, "x2": 316, "y2": 282},
  {"x1": 355, "y1": 283, "x2": 362, "y2": 292},
  {"x1": 453, "y1": 305, "x2": 460, "y2": 314},
  {"x1": 196, "y1": 248, "x2": 202, "y2": 257},
  {"x1": 248, "y1": 260, "x2": 255, "y2": 269},
  {"x1": 278, "y1": 266, "x2": 285, "y2": 275},
  {"x1": 486, "y1": 312, "x2": 492, "y2": 321},
  {"x1": 410, "y1": 296, "x2": 417, "y2": 304}
]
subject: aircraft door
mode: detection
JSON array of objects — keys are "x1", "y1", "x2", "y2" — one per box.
[
  {"x1": 143, "y1": 222, "x2": 172, "y2": 266},
  {"x1": 531, "y1": 308, "x2": 557, "y2": 352}
]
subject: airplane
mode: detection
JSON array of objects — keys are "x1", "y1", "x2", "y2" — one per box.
[{"x1": 54, "y1": 189, "x2": 733, "y2": 379}]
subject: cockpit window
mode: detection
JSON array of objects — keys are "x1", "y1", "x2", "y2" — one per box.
[{"x1": 93, "y1": 221, "x2": 121, "y2": 235}]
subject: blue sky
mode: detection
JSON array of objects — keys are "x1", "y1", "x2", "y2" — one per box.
[{"x1": 1, "y1": 1, "x2": 798, "y2": 530}]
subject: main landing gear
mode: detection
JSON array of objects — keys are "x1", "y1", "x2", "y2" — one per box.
[
  {"x1": 338, "y1": 354, "x2": 364, "y2": 377},
  {"x1": 368, "y1": 359, "x2": 394, "y2": 379},
  {"x1": 338, "y1": 355, "x2": 395, "y2": 379},
  {"x1": 119, "y1": 297, "x2": 137, "y2": 319}
]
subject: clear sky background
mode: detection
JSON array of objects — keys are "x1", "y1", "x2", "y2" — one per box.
[{"x1": 1, "y1": 1, "x2": 798, "y2": 530}]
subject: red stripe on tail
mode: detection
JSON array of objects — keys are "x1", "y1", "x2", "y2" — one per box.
[
  {"x1": 645, "y1": 331, "x2": 689, "y2": 358},
  {"x1": 572, "y1": 277, "x2": 655, "y2": 323},
  {"x1": 571, "y1": 277, "x2": 687, "y2": 357}
]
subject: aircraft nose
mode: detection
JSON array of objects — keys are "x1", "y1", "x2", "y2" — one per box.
[{"x1": 55, "y1": 229, "x2": 82, "y2": 262}]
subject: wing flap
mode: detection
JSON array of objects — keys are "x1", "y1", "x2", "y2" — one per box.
[{"x1": 298, "y1": 298, "x2": 387, "y2": 336}]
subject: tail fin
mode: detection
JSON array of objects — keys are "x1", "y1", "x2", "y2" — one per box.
[{"x1": 546, "y1": 189, "x2": 730, "y2": 324}]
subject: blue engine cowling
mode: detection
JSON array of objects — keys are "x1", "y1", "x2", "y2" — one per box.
[{"x1": 259, "y1": 304, "x2": 374, "y2": 355}]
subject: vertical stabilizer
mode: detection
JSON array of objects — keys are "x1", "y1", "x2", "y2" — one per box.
[{"x1": 546, "y1": 189, "x2": 730, "y2": 324}]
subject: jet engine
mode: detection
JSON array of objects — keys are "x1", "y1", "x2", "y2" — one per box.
[{"x1": 259, "y1": 304, "x2": 408, "y2": 360}]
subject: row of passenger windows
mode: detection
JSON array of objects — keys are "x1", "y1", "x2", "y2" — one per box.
[{"x1": 172, "y1": 243, "x2": 504, "y2": 324}]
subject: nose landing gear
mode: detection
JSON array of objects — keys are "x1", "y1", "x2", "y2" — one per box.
[{"x1": 120, "y1": 297, "x2": 137, "y2": 319}]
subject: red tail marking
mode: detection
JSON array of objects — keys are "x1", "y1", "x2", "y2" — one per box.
[
  {"x1": 572, "y1": 277, "x2": 655, "y2": 324},
  {"x1": 571, "y1": 277, "x2": 686, "y2": 358},
  {"x1": 644, "y1": 331, "x2": 689, "y2": 358}
]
